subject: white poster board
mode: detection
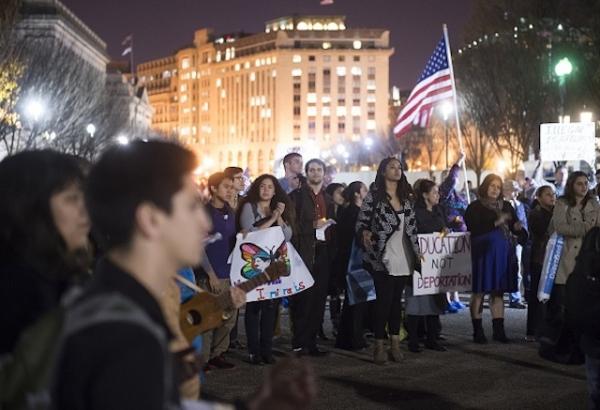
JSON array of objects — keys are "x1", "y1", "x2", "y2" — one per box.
[
  {"x1": 413, "y1": 232, "x2": 472, "y2": 296},
  {"x1": 229, "y1": 226, "x2": 314, "y2": 302},
  {"x1": 540, "y1": 122, "x2": 596, "y2": 166}
]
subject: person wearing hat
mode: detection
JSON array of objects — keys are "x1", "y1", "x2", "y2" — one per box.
[{"x1": 503, "y1": 179, "x2": 529, "y2": 309}]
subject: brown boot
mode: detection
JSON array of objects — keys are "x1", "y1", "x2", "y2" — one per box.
[
  {"x1": 390, "y1": 335, "x2": 405, "y2": 362},
  {"x1": 373, "y1": 339, "x2": 387, "y2": 365}
]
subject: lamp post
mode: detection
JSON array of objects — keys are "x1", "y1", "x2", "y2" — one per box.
[
  {"x1": 554, "y1": 57, "x2": 573, "y2": 120},
  {"x1": 441, "y1": 102, "x2": 453, "y2": 169}
]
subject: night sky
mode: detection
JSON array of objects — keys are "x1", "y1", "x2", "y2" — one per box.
[{"x1": 61, "y1": 0, "x2": 472, "y2": 90}]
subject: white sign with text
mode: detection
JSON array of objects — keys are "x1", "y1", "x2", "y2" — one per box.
[{"x1": 540, "y1": 122, "x2": 596, "y2": 165}]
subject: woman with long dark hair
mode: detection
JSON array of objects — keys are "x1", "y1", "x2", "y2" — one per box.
[
  {"x1": 464, "y1": 174, "x2": 527, "y2": 344},
  {"x1": 526, "y1": 185, "x2": 556, "y2": 341},
  {"x1": 405, "y1": 179, "x2": 447, "y2": 353},
  {"x1": 335, "y1": 181, "x2": 369, "y2": 350},
  {"x1": 356, "y1": 157, "x2": 421, "y2": 364},
  {"x1": 238, "y1": 174, "x2": 294, "y2": 364},
  {"x1": 539, "y1": 171, "x2": 600, "y2": 363},
  {"x1": 0, "y1": 150, "x2": 90, "y2": 354}
]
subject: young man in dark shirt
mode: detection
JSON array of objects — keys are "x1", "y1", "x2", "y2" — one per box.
[
  {"x1": 53, "y1": 141, "x2": 316, "y2": 410},
  {"x1": 289, "y1": 158, "x2": 334, "y2": 357}
]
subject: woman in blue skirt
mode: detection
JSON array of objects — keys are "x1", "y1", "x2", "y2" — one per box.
[{"x1": 465, "y1": 174, "x2": 527, "y2": 344}]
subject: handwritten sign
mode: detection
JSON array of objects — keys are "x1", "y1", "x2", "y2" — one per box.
[
  {"x1": 413, "y1": 232, "x2": 472, "y2": 296},
  {"x1": 229, "y1": 226, "x2": 314, "y2": 302},
  {"x1": 540, "y1": 122, "x2": 596, "y2": 165}
]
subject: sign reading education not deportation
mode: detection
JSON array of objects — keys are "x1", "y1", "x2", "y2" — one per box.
[
  {"x1": 413, "y1": 232, "x2": 472, "y2": 296},
  {"x1": 540, "y1": 122, "x2": 596, "y2": 166}
]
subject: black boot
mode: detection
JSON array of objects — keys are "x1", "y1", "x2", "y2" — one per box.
[
  {"x1": 472, "y1": 318, "x2": 487, "y2": 344},
  {"x1": 492, "y1": 318, "x2": 509, "y2": 343},
  {"x1": 425, "y1": 315, "x2": 446, "y2": 351},
  {"x1": 407, "y1": 315, "x2": 422, "y2": 353}
]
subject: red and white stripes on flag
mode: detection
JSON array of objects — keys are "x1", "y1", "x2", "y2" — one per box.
[{"x1": 394, "y1": 36, "x2": 453, "y2": 138}]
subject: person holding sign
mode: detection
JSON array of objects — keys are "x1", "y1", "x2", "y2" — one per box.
[
  {"x1": 405, "y1": 179, "x2": 448, "y2": 353},
  {"x1": 356, "y1": 157, "x2": 421, "y2": 365},
  {"x1": 539, "y1": 171, "x2": 600, "y2": 363},
  {"x1": 238, "y1": 174, "x2": 295, "y2": 365},
  {"x1": 465, "y1": 174, "x2": 527, "y2": 344}
]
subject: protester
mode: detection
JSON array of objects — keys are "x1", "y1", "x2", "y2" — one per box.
[
  {"x1": 554, "y1": 165, "x2": 568, "y2": 197},
  {"x1": 279, "y1": 152, "x2": 303, "y2": 194},
  {"x1": 335, "y1": 181, "x2": 370, "y2": 351},
  {"x1": 356, "y1": 157, "x2": 421, "y2": 364},
  {"x1": 526, "y1": 185, "x2": 556, "y2": 341},
  {"x1": 200, "y1": 172, "x2": 238, "y2": 370},
  {"x1": 55, "y1": 140, "x2": 314, "y2": 410},
  {"x1": 289, "y1": 158, "x2": 334, "y2": 357},
  {"x1": 503, "y1": 179, "x2": 529, "y2": 309},
  {"x1": 539, "y1": 171, "x2": 600, "y2": 363},
  {"x1": 405, "y1": 179, "x2": 447, "y2": 353},
  {"x1": 224, "y1": 166, "x2": 245, "y2": 210},
  {"x1": 238, "y1": 174, "x2": 294, "y2": 365},
  {"x1": 224, "y1": 166, "x2": 245, "y2": 350},
  {"x1": 465, "y1": 174, "x2": 527, "y2": 344},
  {"x1": 0, "y1": 150, "x2": 90, "y2": 355},
  {"x1": 439, "y1": 153, "x2": 469, "y2": 313}
]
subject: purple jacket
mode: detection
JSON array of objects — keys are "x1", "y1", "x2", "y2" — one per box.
[{"x1": 439, "y1": 164, "x2": 468, "y2": 232}]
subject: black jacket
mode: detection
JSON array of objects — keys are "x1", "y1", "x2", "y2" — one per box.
[
  {"x1": 289, "y1": 184, "x2": 334, "y2": 271},
  {"x1": 55, "y1": 258, "x2": 179, "y2": 410}
]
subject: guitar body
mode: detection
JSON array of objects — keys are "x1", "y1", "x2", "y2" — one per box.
[{"x1": 180, "y1": 292, "x2": 231, "y2": 343}]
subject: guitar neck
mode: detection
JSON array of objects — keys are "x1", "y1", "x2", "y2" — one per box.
[{"x1": 216, "y1": 271, "x2": 274, "y2": 307}]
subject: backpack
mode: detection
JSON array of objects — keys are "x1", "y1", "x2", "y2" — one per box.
[
  {"x1": 0, "y1": 290, "x2": 174, "y2": 410},
  {"x1": 565, "y1": 226, "x2": 600, "y2": 336}
]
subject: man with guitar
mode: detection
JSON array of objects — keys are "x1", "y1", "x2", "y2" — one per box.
[{"x1": 54, "y1": 140, "x2": 315, "y2": 410}]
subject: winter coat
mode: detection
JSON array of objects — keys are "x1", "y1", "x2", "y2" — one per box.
[{"x1": 551, "y1": 197, "x2": 600, "y2": 285}]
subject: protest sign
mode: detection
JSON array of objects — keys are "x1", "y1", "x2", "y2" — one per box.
[
  {"x1": 413, "y1": 232, "x2": 472, "y2": 296},
  {"x1": 540, "y1": 122, "x2": 596, "y2": 166},
  {"x1": 229, "y1": 226, "x2": 314, "y2": 302}
]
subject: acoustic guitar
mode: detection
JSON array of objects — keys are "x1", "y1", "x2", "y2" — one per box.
[{"x1": 178, "y1": 261, "x2": 289, "y2": 343}]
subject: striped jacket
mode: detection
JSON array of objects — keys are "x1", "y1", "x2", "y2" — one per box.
[{"x1": 356, "y1": 189, "x2": 421, "y2": 273}]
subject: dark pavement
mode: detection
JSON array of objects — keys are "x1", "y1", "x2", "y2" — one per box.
[{"x1": 201, "y1": 303, "x2": 588, "y2": 410}]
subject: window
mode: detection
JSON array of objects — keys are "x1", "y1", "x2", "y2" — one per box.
[
  {"x1": 292, "y1": 68, "x2": 302, "y2": 77},
  {"x1": 353, "y1": 55, "x2": 360, "y2": 62},
  {"x1": 181, "y1": 58, "x2": 190, "y2": 69},
  {"x1": 324, "y1": 55, "x2": 331, "y2": 62},
  {"x1": 309, "y1": 55, "x2": 316, "y2": 61},
  {"x1": 338, "y1": 55, "x2": 345, "y2": 62},
  {"x1": 336, "y1": 66, "x2": 346, "y2": 76},
  {"x1": 294, "y1": 107, "x2": 301, "y2": 116},
  {"x1": 293, "y1": 55, "x2": 302, "y2": 63},
  {"x1": 353, "y1": 41, "x2": 362, "y2": 50}
]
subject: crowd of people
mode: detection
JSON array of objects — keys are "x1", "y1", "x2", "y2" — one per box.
[{"x1": 1, "y1": 140, "x2": 600, "y2": 409}]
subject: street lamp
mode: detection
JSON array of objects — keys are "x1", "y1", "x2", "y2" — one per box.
[
  {"x1": 24, "y1": 99, "x2": 45, "y2": 123},
  {"x1": 554, "y1": 57, "x2": 573, "y2": 118},
  {"x1": 364, "y1": 137, "x2": 373, "y2": 149},
  {"x1": 116, "y1": 135, "x2": 129, "y2": 145},
  {"x1": 440, "y1": 102, "x2": 453, "y2": 169},
  {"x1": 86, "y1": 123, "x2": 96, "y2": 138}
]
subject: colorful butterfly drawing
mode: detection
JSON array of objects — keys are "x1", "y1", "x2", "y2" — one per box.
[{"x1": 240, "y1": 240, "x2": 291, "y2": 280}]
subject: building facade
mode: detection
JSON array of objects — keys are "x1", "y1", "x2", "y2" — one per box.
[{"x1": 138, "y1": 16, "x2": 393, "y2": 175}]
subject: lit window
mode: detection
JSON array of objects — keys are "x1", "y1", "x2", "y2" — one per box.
[
  {"x1": 255, "y1": 59, "x2": 261, "y2": 67},
  {"x1": 183, "y1": 108, "x2": 190, "y2": 114},
  {"x1": 181, "y1": 127, "x2": 190, "y2": 135},
  {"x1": 367, "y1": 94, "x2": 376, "y2": 103},
  {"x1": 353, "y1": 40, "x2": 362, "y2": 50},
  {"x1": 327, "y1": 22, "x2": 339, "y2": 30},
  {"x1": 216, "y1": 78, "x2": 222, "y2": 88},
  {"x1": 266, "y1": 57, "x2": 271, "y2": 65},
  {"x1": 181, "y1": 58, "x2": 190, "y2": 69},
  {"x1": 336, "y1": 66, "x2": 346, "y2": 76},
  {"x1": 244, "y1": 61, "x2": 251, "y2": 69},
  {"x1": 180, "y1": 84, "x2": 188, "y2": 92},
  {"x1": 272, "y1": 56, "x2": 277, "y2": 63},
  {"x1": 292, "y1": 68, "x2": 302, "y2": 77},
  {"x1": 313, "y1": 22, "x2": 323, "y2": 30},
  {"x1": 322, "y1": 95, "x2": 331, "y2": 103},
  {"x1": 191, "y1": 71, "x2": 197, "y2": 79},
  {"x1": 336, "y1": 106, "x2": 347, "y2": 116},
  {"x1": 322, "y1": 42, "x2": 332, "y2": 50},
  {"x1": 351, "y1": 67, "x2": 362, "y2": 76},
  {"x1": 297, "y1": 21, "x2": 309, "y2": 30},
  {"x1": 293, "y1": 55, "x2": 302, "y2": 63},
  {"x1": 181, "y1": 95, "x2": 188, "y2": 103},
  {"x1": 216, "y1": 51, "x2": 221, "y2": 62},
  {"x1": 351, "y1": 106, "x2": 361, "y2": 116},
  {"x1": 221, "y1": 89, "x2": 226, "y2": 98},
  {"x1": 235, "y1": 63, "x2": 240, "y2": 71},
  {"x1": 272, "y1": 69, "x2": 277, "y2": 78},
  {"x1": 201, "y1": 102, "x2": 209, "y2": 111},
  {"x1": 307, "y1": 93, "x2": 317, "y2": 103},
  {"x1": 367, "y1": 120, "x2": 376, "y2": 130},
  {"x1": 307, "y1": 106, "x2": 317, "y2": 116},
  {"x1": 322, "y1": 107, "x2": 331, "y2": 116},
  {"x1": 250, "y1": 72, "x2": 256, "y2": 81}
]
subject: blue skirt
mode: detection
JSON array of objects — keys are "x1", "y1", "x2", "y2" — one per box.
[{"x1": 471, "y1": 228, "x2": 518, "y2": 293}]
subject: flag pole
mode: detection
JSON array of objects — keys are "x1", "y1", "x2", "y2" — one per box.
[
  {"x1": 443, "y1": 24, "x2": 470, "y2": 203},
  {"x1": 130, "y1": 34, "x2": 135, "y2": 84}
]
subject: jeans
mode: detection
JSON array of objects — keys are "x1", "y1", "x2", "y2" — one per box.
[
  {"x1": 510, "y1": 244, "x2": 523, "y2": 303},
  {"x1": 586, "y1": 355, "x2": 600, "y2": 409},
  {"x1": 244, "y1": 299, "x2": 279, "y2": 357}
]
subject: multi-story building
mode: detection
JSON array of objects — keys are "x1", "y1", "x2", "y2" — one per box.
[{"x1": 138, "y1": 15, "x2": 393, "y2": 174}]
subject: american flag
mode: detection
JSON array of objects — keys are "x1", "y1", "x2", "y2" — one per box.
[{"x1": 394, "y1": 36, "x2": 453, "y2": 137}]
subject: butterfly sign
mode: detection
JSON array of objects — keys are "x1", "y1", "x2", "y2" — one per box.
[{"x1": 230, "y1": 226, "x2": 314, "y2": 302}]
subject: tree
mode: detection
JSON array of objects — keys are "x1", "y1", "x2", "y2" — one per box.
[{"x1": 456, "y1": 0, "x2": 599, "y2": 165}]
